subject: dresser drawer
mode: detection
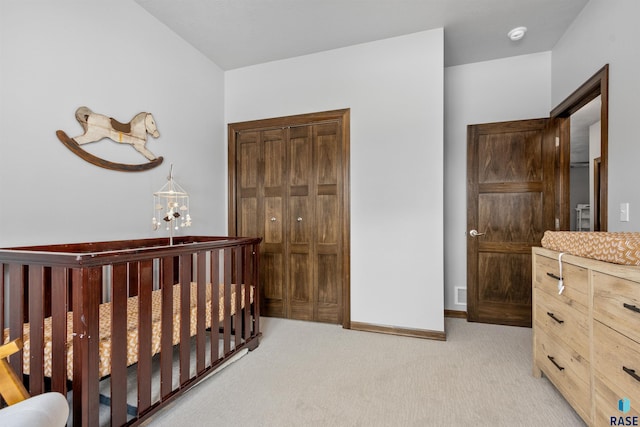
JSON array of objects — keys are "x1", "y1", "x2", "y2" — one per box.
[
  {"x1": 594, "y1": 375, "x2": 640, "y2": 427},
  {"x1": 593, "y1": 321, "x2": 640, "y2": 404},
  {"x1": 593, "y1": 271, "x2": 640, "y2": 344},
  {"x1": 534, "y1": 254, "x2": 588, "y2": 311},
  {"x1": 534, "y1": 289, "x2": 589, "y2": 359},
  {"x1": 535, "y1": 327, "x2": 591, "y2": 420}
]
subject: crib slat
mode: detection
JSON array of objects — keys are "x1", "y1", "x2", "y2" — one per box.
[
  {"x1": 210, "y1": 250, "x2": 220, "y2": 363},
  {"x1": 137, "y1": 260, "x2": 153, "y2": 414},
  {"x1": 196, "y1": 252, "x2": 206, "y2": 374},
  {"x1": 128, "y1": 261, "x2": 139, "y2": 297},
  {"x1": 160, "y1": 256, "x2": 174, "y2": 399},
  {"x1": 110, "y1": 263, "x2": 128, "y2": 426},
  {"x1": 8, "y1": 264, "x2": 24, "y2": 379},
  {"x1": 223, "y1": 249, "x2": 232, "y2": 356},
  {"x1": 253, "y1": 243, "x2": 261, "y2": 340},
  {"x1": 0, "y1": 264, "x2": 4, "y2": 339},
  {"x1": 28, "y1": 265, "x2": 45, "y2": 395},
  {"x1": 243, "y1": 245, "x2": 252, "y2": 341},
  {"x1": 234, "y1": 247, "x2": 242, "y2": 347},
  {"x1": 179, "y1": 254, "x2": 191, "y2": 384},
  {"x1": 50, "y1": 267, "x2": 68, "y2": 394},
  {"x1": 71, "y1": 267, "x2": 101, "y2": 427}
]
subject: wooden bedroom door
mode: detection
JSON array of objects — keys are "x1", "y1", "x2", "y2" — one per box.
[
  {"x1": 228, "y1": 109, "x2": 350, "y2": 326},
  {"x1": 466, "y1": 118, "x2": 556, "y2": 327}
]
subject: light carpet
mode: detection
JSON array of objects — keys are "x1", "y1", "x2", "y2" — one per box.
[{"x1": 141, "y1": 317, "x2": 585, "y2": 427}]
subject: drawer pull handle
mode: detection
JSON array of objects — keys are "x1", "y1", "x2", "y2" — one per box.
[
  {"x1": 623, "y1": 366, "x2": 640, "y2": 382},
  {"x1": 546, "y1": 312, "x2": 564, "y2": 324},
  {"x1": 546, "y1": 272, "x2": 562, "y2": 281},
  {"x1": 547, "y1": 356, "x2": 565, "y2": 371},
  {"x1": 623, "y1": 303, "x2": 640, "y2": 314}
]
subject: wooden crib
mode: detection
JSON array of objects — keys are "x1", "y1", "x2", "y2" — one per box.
[{"x1": 0, "y1": 236, "x2": 261, "y2": 426}]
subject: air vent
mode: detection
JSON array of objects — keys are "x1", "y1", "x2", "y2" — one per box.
[{"x1": 455, "y1": 287, "x2": 467, "y2": 306}]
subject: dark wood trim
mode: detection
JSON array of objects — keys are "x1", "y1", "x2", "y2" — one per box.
[
  {"x1": 558, "y1": 117, "x2": 571, "y2": 229},
  {"x1": 228, "y1": 109, "x2": 349, "y2": 132},
  {"x1": 227, "y1": 109, "x2": 351, "y2": 329},
  {"x1": 594, "y1": 157, "x2": 602, "y2": 231},
  {"x1": 341, "y1": 110, "x2": 351, "y2": 329},
  {"x1": 550, "y1": 66, "x2": 607, "y2": 117},
  {"x1": 444, "y1": 309, "x2": 467, "y2": 319},
  {"x1": 350, "y1": 321, "x2": 446, "y2": 341},
  {"x1": 551, "y1": 64, "x2": 609, "y2": 231}
]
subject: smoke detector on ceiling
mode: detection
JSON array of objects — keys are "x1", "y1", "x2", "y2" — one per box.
[{"x1": 507, "y1": 26, "x2": 527, "y2": 41}]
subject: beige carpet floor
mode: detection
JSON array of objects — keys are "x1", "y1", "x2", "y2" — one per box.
[{"x1": 141, "y1": 317, "x2": 585, "y2": 427}]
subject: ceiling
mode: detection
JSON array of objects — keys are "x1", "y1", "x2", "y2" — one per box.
[{"x1": 134, "y1": 0, "x2": 589, "y2": 70}]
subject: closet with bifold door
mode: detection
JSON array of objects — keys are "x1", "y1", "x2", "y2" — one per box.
[{"x1": 228, "y1": 109, "x2": 350, "y2": 325}]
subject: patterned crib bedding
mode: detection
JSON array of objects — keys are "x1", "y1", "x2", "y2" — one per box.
[
  {"x1": 5, "y1": 282, "x2": 251, "y2": 380},
  {"x1": 541, "y1": 231, "x2": 640, "y2": 266}
]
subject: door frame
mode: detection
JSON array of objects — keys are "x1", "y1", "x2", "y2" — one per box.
[
  {"x1": 227, "y1": 109, "x2": 351, "y2": 328},
  {"x1": 466, "y1": 64, "x2": 609, "y2": 326},
  {"x1": 552, "y1": 64, "x2": 609, "y2": 231}
]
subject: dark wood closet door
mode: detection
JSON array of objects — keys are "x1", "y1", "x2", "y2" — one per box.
[
  {"x1": 230, "y1": 110, "x2": 349, "y2": 325},
  {"x1": 315, "y1": 123, "x2": 343, "y2": 322},
  {"x1": 467, "y1": 118, "x2": 556, "y2": 327},
  {"x1": 288, "y1": 125, "x2": 314, "y2": 319},
  {"x1": 235, "y1": 129, "x2": 287, "y2": 317}
]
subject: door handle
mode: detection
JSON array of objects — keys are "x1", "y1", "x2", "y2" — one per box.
[{"x1": 469, "y1": 229, "x2": 486, "y2": 237}]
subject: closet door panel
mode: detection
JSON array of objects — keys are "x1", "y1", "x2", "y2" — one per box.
[
  {"x1": 260, "y1": 129, "x2": 286, "y2": 317},
  {"x1": 315, "y1": 122, "x2": 342, "y2": 322},
  {"x1": 264, "y1": 130, "x2": 285, "y2": 188},
  {"x1": 290, "y1": 196, "x2": 310, "y2": 244},
  {"x1": 261, "y1": 252, "x2": 285, "y2": 317},
  {"x1": 238, "y1": 132, "x2": 259, "y2": 189},
  {"x1": 264, "y1": 198, "x2": 283, "y2": 244},
  {"x1": 317, "y1": 253, "x2": 340, "y2": 323},
  {"x1": 239, "y1": 199, "x2": 258, "y2": 238},
  {"x1": 289, "y1": 127, "x2": 312, "y2": 186},
  {"x1": 289, "y1": 253, "x2": 313, "y2": 320},
  {"x1": 316, "y1": 123, "x2": 339, "y2": 185},
  {"x1": 317, "y1": 195, "x2": 338, "y2": 244},
  {"x1": 288, "y1": 125, "x2": 314, "y2": 320},
  {"x1": 236, "y1": 132, "x2": 260, "y2": 238},
  {"x1": 289, "y1": 127, "x2": 312, "y2": 247}
]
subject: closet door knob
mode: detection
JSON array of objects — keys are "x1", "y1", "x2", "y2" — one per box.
[
  {"x1": 297, "y1": 217, "x2": 303, "y2": 222},
  {"x1": 270, "y1": 217, "x2": 277, "y2": 222}
]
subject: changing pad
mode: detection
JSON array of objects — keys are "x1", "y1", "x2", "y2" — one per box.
[{"x1": 541, "y1": 231, "x2": 640, "y2": 266}]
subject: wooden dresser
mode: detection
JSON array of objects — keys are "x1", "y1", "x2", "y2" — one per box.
[{"x1": 532, "y1": 247, "x2": 640, "y2": 425}]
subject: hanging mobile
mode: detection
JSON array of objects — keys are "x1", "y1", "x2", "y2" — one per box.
[{"x1": 152, "y1": 164, "x2": 192, "y2": 245}]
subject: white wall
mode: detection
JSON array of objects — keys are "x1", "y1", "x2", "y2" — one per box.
[
  {"x1": 226, "y1": 30, "x2": 445, "y2": 332},
  {"x1": 552, "y1": 0, "x2": 640, "y2": 231},
  {"x1": 443, "y1": 52, "x2": 552, "y2": 310},
  {"x1": 0, "y1": 1, "x2": 225, "y2": 247}
]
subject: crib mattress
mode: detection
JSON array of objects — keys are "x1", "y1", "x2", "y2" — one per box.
[
  {"x1": 6, "y1": 282, "x2": 250, "y2": 380},
  {"x1": 541, "y1": 231, "x2": 640, "y2": 266}
]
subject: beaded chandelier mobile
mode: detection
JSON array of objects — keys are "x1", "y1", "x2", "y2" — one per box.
[{"x1": 152, "y1": 164, "x2": 192, "y2": 245}]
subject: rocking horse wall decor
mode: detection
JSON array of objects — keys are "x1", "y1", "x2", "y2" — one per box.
[{"x1": 56, "y1": 106, "x2": 164, "y2": 172}]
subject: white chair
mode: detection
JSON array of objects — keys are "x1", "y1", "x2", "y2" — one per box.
[{"x1": 0, "y1": 339, "x2": 68, "y2": 427}]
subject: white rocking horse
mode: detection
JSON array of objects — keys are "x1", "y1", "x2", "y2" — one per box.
[{"x1": 72, "y1": 106, "x2": 160, "y2": 161}]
